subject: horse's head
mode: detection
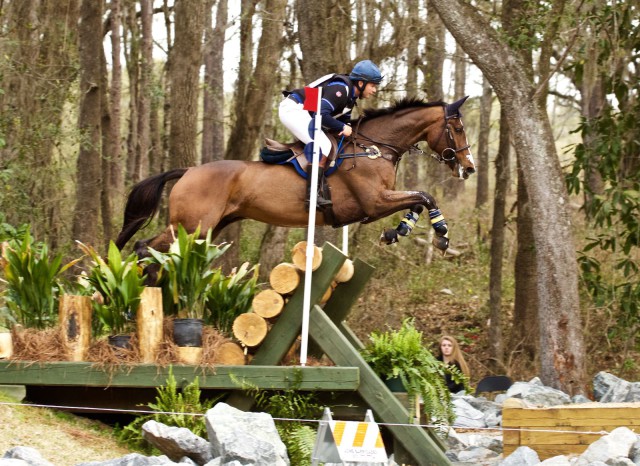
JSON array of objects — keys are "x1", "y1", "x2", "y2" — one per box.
[{"x1": 432, "y1": 96, "x2": 476, "y2": 180}]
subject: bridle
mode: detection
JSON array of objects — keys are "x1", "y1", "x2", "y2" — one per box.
[
  {"x1": 431, "y1": 107, "x2": 471, "y2": 166},
  {"x1": 348, "y1": 105, "x2": 471, "y2": 168}
]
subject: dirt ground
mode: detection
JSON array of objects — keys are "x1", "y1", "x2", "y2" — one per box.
[{"x1": 0, "y1": 389, "x2": 132, "y2": 465}]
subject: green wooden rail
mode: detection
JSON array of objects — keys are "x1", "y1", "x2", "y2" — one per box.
[{"x1": 0, "y1": 361, "x2": 358, "y2": 391}]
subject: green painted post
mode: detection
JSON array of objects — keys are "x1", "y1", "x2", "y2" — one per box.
[{"x1": 309, "y1": 305, "x2": 452, "y2": 466}]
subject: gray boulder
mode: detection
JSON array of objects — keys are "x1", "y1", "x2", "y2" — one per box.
[
  {"x1": 593, "y1": 372, "x2": 631, "y2": 402},
  {"x1": 3, "y1": 447, "x2": 53, "y2": 466},
  {"x1": 75, "y1": 453, "x2": 179, "y2": 465},
  {"x1": 205, "y1": 403, "x2": 289, "y2": 466},
  {"x1": 573, "y1": 427, "x2": 638, "y2": 466},
  {"x1": 497, "y1": 446, "x2": 539, "y2": 465},
  {"x1": 142, "y1": 420, "x2": 213, "y2": 464},
  {"x1": 505, "y1": 377, "x2": 571, "y2": 407}
]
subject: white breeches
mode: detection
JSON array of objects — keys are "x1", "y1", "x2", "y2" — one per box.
[{"x1": 279, "y1": 98, "x2": 332, "y2": 156}]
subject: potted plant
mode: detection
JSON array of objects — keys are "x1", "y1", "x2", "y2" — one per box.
[
  {"x1": 361, "y1": 318, "x2": 468, "y2": 428},
  {"x1": 205, "y1": 261, "x2": 259, "y2": 335},
  {"x1": 144, "y1": 225, "x2": 230, "y2": 347},
  {"x1": 1, "y1": 229, "x2": 77, "y2": 330},
  {"x1": 78, "y1": 241, "x2": 146, "y2": 349}
]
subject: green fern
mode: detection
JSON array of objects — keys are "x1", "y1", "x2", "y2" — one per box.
[
  {"x1": 361, "y1": 318, "x2": 466, "y2": 429},
  {"x1": 117, "y1": 367, "x2": 220, "y2": 452}
]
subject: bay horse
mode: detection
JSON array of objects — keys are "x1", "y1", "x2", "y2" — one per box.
[{"x1": 115, "y1": 96, "x2": 475, "y2": 255}]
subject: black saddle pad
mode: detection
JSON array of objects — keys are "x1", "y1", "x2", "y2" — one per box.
[{"x1": 260, "y1": 147, "x2": 294, "y2": 164}]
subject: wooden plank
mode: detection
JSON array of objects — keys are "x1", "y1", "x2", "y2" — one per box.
[
  {"x1": 0, "y1": 361, "x2": 358, "y2": 391},
  {"x1": 519, "y1": 430, "x2": 602, "y2": 445},
  {"x1": 309, "y1": 305, "x2": 451, "y2": 466},
  {"x1": 309, "y1": 258, "x2": 374, "y2": 358}
]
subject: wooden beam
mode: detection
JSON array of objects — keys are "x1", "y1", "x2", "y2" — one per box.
[
  {"x1": 309, "y1": 305, "x2": 452, "y2": 466},
  {"x1": 0, "y1": 362, "x2": 358, "y2": 391},
  {"x1": 309, "y1": 258, "x2": 374, "y2": 357}
]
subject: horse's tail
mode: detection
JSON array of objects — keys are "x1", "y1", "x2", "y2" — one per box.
[{"x1": 115, "y1": 168, "x2": 188, "y2": 250}]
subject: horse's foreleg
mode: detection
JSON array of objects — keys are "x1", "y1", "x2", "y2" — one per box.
[{"x1": 366, "y1": 190, "x2": 449, "y2": 251}]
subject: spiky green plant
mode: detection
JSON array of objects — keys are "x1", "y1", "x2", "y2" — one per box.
[
  {"x1": 1, "y1": 229, "x2": 76, "y2": 329},
  {"x1": 78, "y1": 241, "x2": 146, "y2": 335},
  {"x1": 205, "y1": 261, "x2": 259, "y2": 334},
  {"x1": 144, "y1": 225, "x2": 230, "y2": 319},
  {"x1": 361, "y1": 318, "x2": 467, "y2": 429}
]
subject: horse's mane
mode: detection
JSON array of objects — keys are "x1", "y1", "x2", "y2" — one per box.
[{"x1": 355, "y1": 97, "x2": 445, "y2": 124}]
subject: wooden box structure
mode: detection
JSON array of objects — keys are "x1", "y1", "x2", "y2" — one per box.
[
  {"x1": 503, "y1": 398, "x2": 640, "y2": 460},
  {"x1": 0, "y1": 242, "x2": 451, "y2": 466}
]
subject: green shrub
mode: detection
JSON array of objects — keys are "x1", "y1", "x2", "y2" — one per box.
[
  {"x1": 361, "y1": 318, "x2": 467, "y2": 429},
  {"x1": 1, "y1": 229, "x2": 76, "y2": 329},
  {"x1": 118, "y1": 368, "x2": 220, "y2": 452},
  {"x1": 78, "y1": 241, "x2": 146, "y2": 335}
]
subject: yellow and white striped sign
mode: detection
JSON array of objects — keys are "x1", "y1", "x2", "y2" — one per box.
[{"x1": 328, "y1": 420, "x2": 387, "y2": 462}]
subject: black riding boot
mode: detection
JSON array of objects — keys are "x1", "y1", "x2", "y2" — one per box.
[{"x1": 306, "y1": 168, "x2": 332, "y2": 209}]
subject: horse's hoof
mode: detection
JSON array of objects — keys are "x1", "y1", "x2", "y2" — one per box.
[
  {"x1": 432, "y1": 235, "x2": 449, "y2": 252},
  {"x1": 380, "y1": 229, "x2": 399, "y2": 245}
]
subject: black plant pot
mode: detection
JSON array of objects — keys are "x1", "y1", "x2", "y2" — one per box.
[
  {"x1": 173, "y1": 318, "x2": 204, "y2": 347},
  {"x1": 108, "y1": 334, "x2": 133, "y2": 351},
  {"x1": 384, "y1": 376, "x2": 406, "y2": 392}
]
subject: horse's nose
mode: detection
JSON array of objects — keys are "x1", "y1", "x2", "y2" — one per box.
[{"x1": 465, "y1": 166, "x2": 476, "y2": 175}]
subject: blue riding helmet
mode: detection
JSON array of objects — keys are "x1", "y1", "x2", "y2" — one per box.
[{"x1": 349, "y1": 60, "x2": 383, "y2": 84}]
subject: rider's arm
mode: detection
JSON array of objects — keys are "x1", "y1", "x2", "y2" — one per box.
[{"x1": 318, "y1": 83, "x2": 351, "y2": 133}]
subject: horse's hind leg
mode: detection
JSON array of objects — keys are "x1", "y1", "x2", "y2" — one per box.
[{"x1": 134, "y1": 227, "x2": 176, "y2": 257}]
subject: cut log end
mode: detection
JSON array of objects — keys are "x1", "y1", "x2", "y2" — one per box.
[
  {"x1": 291, "y1": 241, "x2": 322, "y2": 271},
  {"x1": 232, "y1": 313, "x2": 268, "y2": 348},
  {"x1": 252, "y1": 289, "x2": 285, "y2": 319},
  {"x1": 212, "y1": 341, "x2": 246, "y2": 365},
  {"x1": 335, "y1": 258, "x2": 354, "y2": 283},
  {"x1": 269, "y1": 262, "x2": 301, "y2": 294}
]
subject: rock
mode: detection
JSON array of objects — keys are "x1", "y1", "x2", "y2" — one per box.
[
  {"x1": 142, "y1": 420, "x2": 213, "y2": 464},
  {"x1": 0, "y1": 460, "x2": 31, "y2": 465},
  {"x1": 593, "y1": 372, "x2": 631, "y2": 402},
  {"x1": 573, "y1": 427, "x2": 638, "y2": 466},
  {"x1": 205, "y1": 403, "x2": 289, "y2": 466},
  {"x1": 625, "y1": 383, "x2": 640, "y2": 402},
  {"x1": 572, "y1": 394, "x2": 592, "y2": 404},
  {"x1": 505, "y1": 378, "x2": 571, "y2": 407},
  {"x1": 497, "y1": 446, "x2": 540, "y2": 465},
  {"x1": 2, "y1": 447, "x2": 54, "y2": 466},
  {"x1": 456, "y1": 446, "x2": 499, "y2": 463},
  {"x1": 452, "y1": 398, "x2": 486, "y2": 428},
  {"x1": 76, "y1": 453, "x2": 180, "y2": 465},
  {"x1": 539, "y1": 455, "x2": 573, "y2": 465},
  {"x1": 630, "y1": 439, "x2": 640, "y2": 464}
]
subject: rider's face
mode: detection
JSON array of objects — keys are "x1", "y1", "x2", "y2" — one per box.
[{"x1": 359, "y1": 82, "x2": 378, "y2": 99}]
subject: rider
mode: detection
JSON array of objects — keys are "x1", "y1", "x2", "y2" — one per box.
[{"x1": 279, "y1": 60, "x2": 383, "y2": 207}]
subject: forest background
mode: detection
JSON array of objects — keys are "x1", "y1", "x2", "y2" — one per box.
[{"x1": 0, "y1": 0, "x2": 638, "y2": 397}]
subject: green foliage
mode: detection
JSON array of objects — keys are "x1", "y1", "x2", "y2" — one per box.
[
  {"x1": 205, "y1": 261, "x2": 260, "y2": 334},
  {"x1": 144, "y1": 225, "x2": 230, "y2": 319},
  {"x1": 241, "y1": 371, "x2": 322, "y2": 465},
  {"x1": 0, "y1": 229, "x2": 75, "y2": 329},
  {"x1": 361, "y1": 318, "x2": 466, "y2": 428},
  {"x1": 566, "y1": 5, "x2": 640, "y2": 341},
  {"x1": 118, "y1": 368, "x2": 219, "y2": 452},
  {"x1": 78, "y1": 241, "x2": 146, "y2": 335}
]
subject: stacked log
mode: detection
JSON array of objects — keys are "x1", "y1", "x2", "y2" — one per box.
[{"x1": 230, "y1": 242, "x2": 356, "y2": 357}]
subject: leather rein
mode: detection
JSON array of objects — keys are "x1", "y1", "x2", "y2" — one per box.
[{"x1": 340, "y1": 105, "x2": 470, "y2": 168}]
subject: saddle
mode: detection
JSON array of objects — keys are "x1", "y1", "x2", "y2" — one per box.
[{"x1": 260, "y1": 136, "x2": 341, "y2": 177}]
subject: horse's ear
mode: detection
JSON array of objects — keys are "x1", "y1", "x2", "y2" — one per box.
[{"x1": 446, "y1": 95, "x2": 469, "y2": 117}]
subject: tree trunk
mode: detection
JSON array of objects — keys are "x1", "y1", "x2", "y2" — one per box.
[
  {"x1": 168, "y1": 0, "x2": 205, "y2": 168},
  {"x1": 72, "y1": 0, "x2": 104, "y2": 246},
  {"x1": 136, "y1": 0, "x2": 153, "y2": 179},
  {"x1": 487, "y1": 107, "x2": 510, "y2": 372},
  {"x1": 108, "y1": 0, "x2": 124, "y2": 198},
  {"x1": 475, "y1": 77, "x2": 492, "y2": 209},
  {"x1": 429, "y1": 0, "x2": 587, "y2": 395},
  {"x1": 202, "y1": 0, "x2": 228, "y2": 163}
]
